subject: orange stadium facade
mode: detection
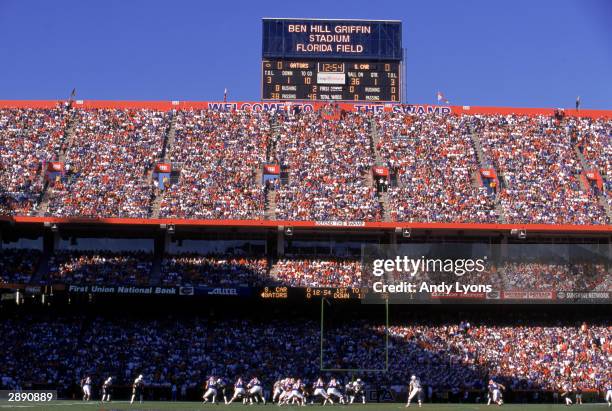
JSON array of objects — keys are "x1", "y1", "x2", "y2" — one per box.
[{"x1": 0, "y1": 99, "x2": 610, "y2": 235}]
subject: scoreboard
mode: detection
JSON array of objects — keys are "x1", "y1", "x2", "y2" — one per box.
[
  {"x1": 262, "y1": 59, "x2": 400, "y2": 102},
  {"x1": 262, "y1": 18, "x2": 402, "y2": 102}
]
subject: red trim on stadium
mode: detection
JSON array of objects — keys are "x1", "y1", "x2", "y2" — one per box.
[
  {"x1": 0, "y1": 215, "x2": 610, "y2": 233},
  {"x1": 0, "y1": 100, "x2": 610, "y2": 118}
]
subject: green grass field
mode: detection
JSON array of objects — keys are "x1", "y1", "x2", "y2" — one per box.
[{"x1": 0, "y1": 402, "x2": 609, "y2": 411}]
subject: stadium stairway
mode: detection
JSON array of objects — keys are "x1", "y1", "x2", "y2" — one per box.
[
  {"x1": 160, "y1": 111, "x2": 177, "y2": 162},
  {"x1": 268, "y1": 118, "x2": 281, "y2": 163},
  {"x1": 369, "y1": 120, "x2": 384, "y2": 166},
  {"x1": 259, "y1": 165, "x2": 279, "y2": 219},
  {"x1": 255, "y1": 167, "x2": 263, "y2": 186},
  {"x1": 36, "y1": 109, "x2": 79, "y2": 217},
  {"x1": 151, "y1": 114, "x2": 177, "y2": 218},
  {"x1": 151, "y1": 199, "x2": 162, "y2": 219},
  {"x1": 368, "y1": 120, "x2": 392, "y2": 221},
  {"x1": 468, "y1": 132, "x2": 507, "y2": 224},
  {"x1": 468, "y1": 132, "x2": 488, "y2": 169},
  {"x1": 494, "y1": 198, "x2": 507, "y2": 224},
  {"x1": 265, "y1": 188, "x2": 277, "y2": 220},
  {"x1": 364, "y1": 169, "x2": 374, "y2": 188},
  {"x1": 470, "y1": 170, "x2": 481, "y2": 189},
  {"x1": 573, "y1": 146, "x2": 612, "y2": 221},
  {"x1": 381, "y1": 191, "x2": 391, "y2": 221}
]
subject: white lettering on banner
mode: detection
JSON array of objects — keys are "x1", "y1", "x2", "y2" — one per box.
[
  {"x1": 207, "y1": 288, "x2": 239, "y2": 296},
  {"x1": 203, "y1": 103, "x2": 451, "y2": 116},
  {"x1": 314, "y1": 221, "x2": 365, "y2": 227}
]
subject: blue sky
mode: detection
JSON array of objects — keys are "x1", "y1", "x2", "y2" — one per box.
[{"x1": 0, "y1": 0, "x2": 610, "y2": 108}]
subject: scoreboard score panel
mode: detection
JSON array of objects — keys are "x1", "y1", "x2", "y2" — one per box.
[{"x1": 262, "y1": 59, "x2": 400, "y2": 102}]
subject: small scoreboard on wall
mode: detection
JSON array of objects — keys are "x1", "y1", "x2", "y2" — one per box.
[{"x1": 262, "y1": 18, "x2": 403, "y2": 102}]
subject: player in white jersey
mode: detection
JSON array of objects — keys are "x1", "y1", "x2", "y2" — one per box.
[
  {"x1": 272, "y1": 379, "x2": 283, "y2": 403},
  {"x1": 312, "y1": 377, "x2": 333, "y2": 405},
  {"x1": 605, "y1": 385, "x2": 612, "y2": 407},
  {"x1": 561, "y1": 383, "x2": 574, "y2": 406},
  {"x1": 228, "y1": 377, "x2": 247, "y2": 404},
  {"x1": 81, "y1": 376, "x2": 91, "y2": 401},
  {"x1": 286, "y1": 379, "x2": 305, "y2": 406},
  {"x1": 406, "y1": 375, "x2": 423, "y2": 407},
  {"x1": 278, "y1": 378, "x2": 294, "y2": 405},
  {"x1": 202, "y1": 376, "x2": 218, "y2": 404},
  {"x1": 130, "y1": 375, "x2": 144, "y2": 404},
  {"x1": 101, "y1": 377, "x2": 112, "y2": 402},
  {"x1": 247, "y1": 377, "x2": 266, "y2": 404},
  {"x1": 487, "y1": 380, "x2": 505, "y2": 406},
  {"x1": 326, "y1": 378, "x2": 345, "y2": 404},
  {"x1": 351, "y1": 378, "x2": 366, "y2": 404}
]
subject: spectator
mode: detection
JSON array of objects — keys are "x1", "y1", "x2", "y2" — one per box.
[
  {"x1": 46, "y1": 109, "x2": 168, "y2": 218},
  {"x1": 0, "y1": 107, "x2": 67, "y2": 215}
]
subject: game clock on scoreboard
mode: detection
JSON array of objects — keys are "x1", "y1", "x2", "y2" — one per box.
[
  {"x1": 305, "y1": 287, "x2": 363, "y2": 299},
  {"x1": 258, "y1": 287, "x2": 363, "y2": 300},
  {"x1": 262, "y1": 59, "x2": 400, "y2": 102}
]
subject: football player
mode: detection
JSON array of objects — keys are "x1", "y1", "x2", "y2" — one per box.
[
  {"x1": 351, "y1": 378, "x2": 366, "y2": 404},
  {"x1": 406, "y1": 375, "x2": 423, "y2": 407},
  {"x1": 101, "y1": 376, "x2": 112, "y2": 402},
  {"x1": 130, "y1": 375, "x2": 144, "y2": 404},
  {"x1": 247, "y1": 376, "x2": 266, "y2": 404},
  {"x1": 202, "y1": 376, "x2": 218, "y2": 404}
]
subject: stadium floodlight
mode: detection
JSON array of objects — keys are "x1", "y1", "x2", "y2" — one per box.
[
  {"x1": 285, "y1": 227, "x2": 293, "y2": 236},
  {"x1": 167, "y1": 224, "x2": 175, "y2": 234},
  {"x1": 402, "y1": 228, "x2": 411, "y2": 238}
]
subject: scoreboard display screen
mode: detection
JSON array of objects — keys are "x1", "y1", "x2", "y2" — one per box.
[
  {"x1": 262, "y1": 59, "x2": 400, "y2": 102},
  {"x1": 262, "y1": 18, "x2": 402, "y2": 102}
]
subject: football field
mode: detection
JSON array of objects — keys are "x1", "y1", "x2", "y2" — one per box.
[{"x1": 0, "y1": 402, "x2": 609, "y2": 411}]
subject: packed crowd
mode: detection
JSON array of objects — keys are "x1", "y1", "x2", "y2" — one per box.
[
  {"x1": 46, "y1": 109, "x2": 168, "y2": 217},
  {"x1": 0, "y1": 249, "x2": 41, "y2": 284},
  {"x1": 0, "y1": 107, "x2": 67, "y2": 215},
  {"x1": 380, "y1": 319, "x2": 610, "y2": 391},
  {"x1": 48, "y1": 250, "x2": 153, "y2": 286},
  {"x1": 160, "y1": 254, "x2": 269, "y2": 287},
  {"x1": 572, "y1": 117, "x2": 611, "y2": 210},
  {"x1": 159, "y1": 110, "x2": 268, "y2": 219},
  {"x1": 475, "y1": 114, "x2": 608, "y2": 225},
  {"x1": 272, "y1": 111, "x2": 382, "y2": 221},
  {"x1": 501, "y1": 262, "x2": 611, "y2": 292},
  {"x1": 1, "y1": 247, "x2": 608, "y2": 291},
  {"x1": 374, "y1": 112, "x2": 499, "y2": 223},
  {"x1": 573, "y1": 117, "x2": 611, "y2": 179},
  {"x1": 0, "y1": 313, "x2": 608, "y2": 394},
  {"x1": 271, "y1": 258, "x2": 362, "y2": 288},
  {"x1": 1, "y1": 107, "x2": 609, "y2": 224}
]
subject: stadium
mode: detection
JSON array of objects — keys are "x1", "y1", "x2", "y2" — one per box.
[{"x1": 0, "y1": 3, "x2": 610, "y2": 411}]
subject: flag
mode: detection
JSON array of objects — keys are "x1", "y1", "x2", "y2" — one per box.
[
  {"x1": 436, "y1": 91, "x2": 449, "y2": 104},
  {"x1": 223, "y1": 88, "x2": 228, "y2": 102},
  {"x1": 575, "y1": 96, "x2": 581, "y2": 110},
  {"x1": 70, "y1": 88, "x2": 76, "y2": 98}
]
